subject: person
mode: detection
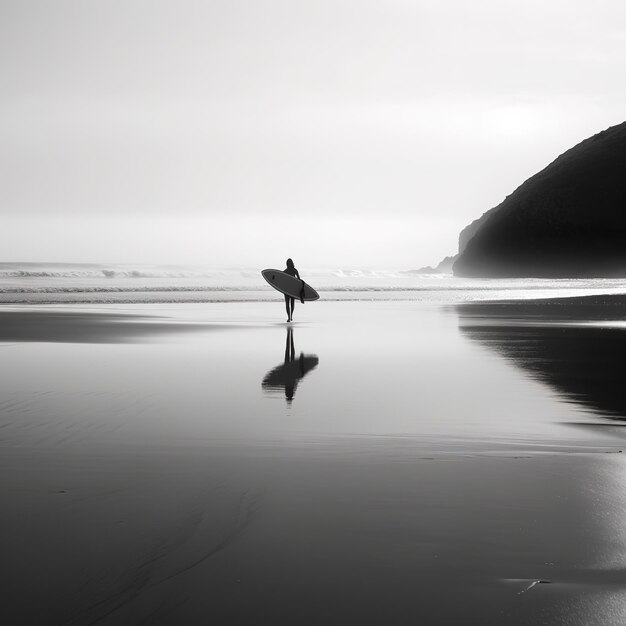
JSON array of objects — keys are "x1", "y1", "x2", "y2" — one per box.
[{"x1": 283, "y1": 258, "x2": 304, "y2": 322}]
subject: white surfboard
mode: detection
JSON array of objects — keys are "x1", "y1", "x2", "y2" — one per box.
[{"x1": 261, "y1": 269, "x2": 320, "y2": 301}]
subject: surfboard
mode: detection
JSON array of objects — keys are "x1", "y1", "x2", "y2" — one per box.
[{"x1": 261, "y1": 269, "x2": 320, "y2": 301}]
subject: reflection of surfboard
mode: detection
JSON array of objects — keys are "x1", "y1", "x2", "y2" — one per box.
[
  {"x1": 261, "y1": 269, "x2": 320, "y2": 301},
  {"x1": 262, "y1": 356, "x2": 320, "y2": 389}
]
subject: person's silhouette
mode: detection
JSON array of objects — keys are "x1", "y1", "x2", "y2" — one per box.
[{"x1": 283, "y1": 258, "x2": 304, "y2": 322}]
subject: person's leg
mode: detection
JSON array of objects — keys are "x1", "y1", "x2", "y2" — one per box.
[
  {"x1": 284, "y1": 295, "x2": 291, "y2": 321},
  {"x1": 290, "y1": 297, "x2": 295, "y2": 320}
]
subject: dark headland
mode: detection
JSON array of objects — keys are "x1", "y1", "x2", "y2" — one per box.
[{"x1": 453, "y1": 121, "x2": 626, "y2": 277}]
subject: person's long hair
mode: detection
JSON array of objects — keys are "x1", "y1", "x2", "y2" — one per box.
[{"x1": 286, "y1": 258, "x2": 294, "y2": 269}]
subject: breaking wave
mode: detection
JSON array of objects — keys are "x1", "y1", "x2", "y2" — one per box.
[
  {"x1": 0, "y1": 267, "x2": 252, "y2": 280},
  {"x1": 1, "y1": 263, "x2": 625, "y2": 304}
]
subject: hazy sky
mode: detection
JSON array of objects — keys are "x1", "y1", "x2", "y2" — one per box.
[{"x1": 2, "y1": 0, "x2": 626, "y2": 268}]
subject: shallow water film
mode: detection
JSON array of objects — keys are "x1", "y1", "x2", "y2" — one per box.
[{"x1": 2, "y1": 299, "x2": 626, "y2": 625}]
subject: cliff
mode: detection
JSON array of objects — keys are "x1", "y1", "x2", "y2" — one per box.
[{"x1": 453, "y1": 122, "x2": 626, "y2": 277}]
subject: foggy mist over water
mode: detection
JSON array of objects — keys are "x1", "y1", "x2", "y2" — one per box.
[{"x1": 3, "y1": 1, "x2": 626, "y2": 267}]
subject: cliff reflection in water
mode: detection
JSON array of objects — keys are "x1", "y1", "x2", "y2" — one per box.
[
  {"x1": 456, "y1": 297, "x2": 626, "y2": 420},
  {"x1": 262, "y1": 327, "x2": 319, "y2": 404}
]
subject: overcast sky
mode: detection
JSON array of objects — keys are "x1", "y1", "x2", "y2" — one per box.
[{"x1": 2, "y1": 0, "x2": 625, "y2": 268}]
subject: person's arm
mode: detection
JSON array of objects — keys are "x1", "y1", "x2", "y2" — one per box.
[{"x1": 295, "y1": 270, "x2": 301, "y2": 280}]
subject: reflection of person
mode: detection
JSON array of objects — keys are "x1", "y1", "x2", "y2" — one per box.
[
  {"x1": 284, "y1": 326, "x2": 297, "y2": 402},
  {"x1": 261, "y1": 327, "x2": 319, "y2": 406},
  {"x1": 284, "y1": 258, "x2": 304, "y2": 322}
]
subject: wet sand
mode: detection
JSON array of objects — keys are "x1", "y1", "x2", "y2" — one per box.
[{"x1": 2, "y1": 299, "x2": 626, "y2": 625}]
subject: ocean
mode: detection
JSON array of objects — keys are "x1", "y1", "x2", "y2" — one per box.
[{"x1": 2, "y1": 262, "x2": 626, "y2": 304}]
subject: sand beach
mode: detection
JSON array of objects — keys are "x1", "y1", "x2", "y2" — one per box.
[{"x1": 1, "y1": 295, "x2": 626, "y2": 624}]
